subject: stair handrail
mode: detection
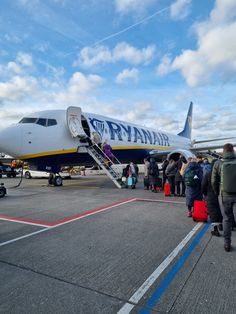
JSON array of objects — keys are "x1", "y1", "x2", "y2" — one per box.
[{"x1": 89, "y1": 140, "x2": 122, "y2": 167}]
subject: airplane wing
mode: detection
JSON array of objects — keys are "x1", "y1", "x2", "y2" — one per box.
[
  {"x1": 193, "y1": 137, "x2": 236, "y2": 144},
  {"x1": 191, "y1": 142, "x2": 236, "y2": 153}
]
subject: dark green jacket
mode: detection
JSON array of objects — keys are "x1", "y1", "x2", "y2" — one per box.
[{"x1": 211, "y1": 151, "x2": 236, "y2": 196}]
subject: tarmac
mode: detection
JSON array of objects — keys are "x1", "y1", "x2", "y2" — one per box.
[{"x1": 0, "y1": 174, "x2": 235, "y2": 314}]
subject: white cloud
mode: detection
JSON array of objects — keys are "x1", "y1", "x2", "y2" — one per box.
[
  {"x1": 75, "y1": 42, "x2": 155, "y2": 67},
  {"x1": 4, "y1": 33, "x2": 29, "y2": 44},
  {"x1": 210, "y1": 0, "x2": 236, "y2": 24},
  {"x1": 192, "y1": 104, "x2": 236, "y2": 139},
  {"x1": 16, "y1": 52, "x2": 33, "y2": 67},
  {"x1": 0, "y1": 53, "x2": 34, "y2": 77},
  {"x1": 151, "y1": 115, "x2": 180, "y2": 132},
  {"x1": 156, "y1": 54, "x2": 172, "y2": 76},
  {"x1": 75, "y1": 46, "x2": 112, "y2": 67},
  {"x1": 4, "y1": 34, "x2": 22, "y2": 44},
  {"x1": 0, "y1": 76, "x2": 38, "y2": 102},
  {"x1": 55, "y1": 72, "x2": 103, "y2": 105},
  {"x1": 33, "y1": 42, "x2": 50, "y2": 53},
  {"x1": 69, "y1": 72, "x2": 103, "y2": 94},
  {"x1": 6, "y1": 62, "x2": 22, "y2": 75},
  {"x1": 115, "y1": 0, "x2": 155, "y2": 15},
  {"x1": 157, "y1": 0, "x2": 236, "y2": 87},
  {"x1": 113, "y1": 42, "x2": 155, "y2": 65},
  {"x1": 116, "y1": 68, "x2": 139, "y2": 84},
  {"x1": 126, "y1": 101, "x2": 152, "y2": 122},
  {"x1": 170, "y1": 0, "x2": 192, "y2": 20}
]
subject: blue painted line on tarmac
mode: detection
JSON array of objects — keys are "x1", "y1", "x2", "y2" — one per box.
[{"x1": 139, "y1": 223, "x2": 210, "y2": 314}]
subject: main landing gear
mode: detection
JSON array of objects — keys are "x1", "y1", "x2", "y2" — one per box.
[{"x1": 48, "y1": 173, "x2": 63, "y2": 186}]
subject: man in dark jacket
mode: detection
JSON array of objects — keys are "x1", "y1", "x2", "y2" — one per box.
[
  {"x1": 202, "y1": 159, "x2": 222, "y2": 236},
  {"x1": 184, "y1": 159, "x2": 203, "y2": 217},
  {"x1": 211, "y1": 143, "x2": 236, "y2": 252},
  {"x1": 175, "y1": 155, "x2": 186, "y2": 197},
  {"x1": 166, "y1": 159, "x2": 177, "y2": 195}
]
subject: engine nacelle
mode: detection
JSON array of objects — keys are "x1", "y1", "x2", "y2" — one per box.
[{"x1": 167, "y1": 149, "x2": 195, "y2": 162}]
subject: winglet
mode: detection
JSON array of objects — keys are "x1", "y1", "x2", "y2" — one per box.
[{"x1": 177, "y1": 102, "x2": 193, "y2": 139}]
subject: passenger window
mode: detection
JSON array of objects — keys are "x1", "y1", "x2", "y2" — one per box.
[
  {"x1": 36, "y1": 118, "x2": 47, "y2": 126},
  {"x1": 47, "y1": 119, "x2": 57, "y2": 127},
  {"x1": 19, "y1": 117, "x2": 37, "y2": 124}
]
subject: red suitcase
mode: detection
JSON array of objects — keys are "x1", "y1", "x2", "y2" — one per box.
[
  {"x1": 164, "y1": 183, "x2": 171, "y2": 196},
  {"x1": 192, "y1": 200, "x2": 208, "y2": 222}
]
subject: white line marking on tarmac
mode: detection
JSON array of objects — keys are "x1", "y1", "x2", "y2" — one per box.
[
  {"x1": 135, "y1": 197, "x2": 185, "y2": 204},
  {"x1": 0, "y1": 227, "x2": 53, "y2": 247},
  {"x1": 0, "y1": 199, "x2": 135, "y2": 247},
  {"x1": 0, "y1": 217, "x2": 50, "y2": 227},
  {"x1": 117, "y1": 222, "x2": 203, "y2": 314}
]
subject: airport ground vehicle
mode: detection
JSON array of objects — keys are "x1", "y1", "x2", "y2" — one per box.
[
  {"x1": 23, "y1": 169, "x2": 71, "y2": 180},
  {"x1": 0, "y1": 164, "x2": 18, "y2": 178},
  {"x1": 0, "y1": 183, "x2": 7, "y2": 198}
]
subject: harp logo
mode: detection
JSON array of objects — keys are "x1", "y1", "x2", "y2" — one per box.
[{"x1": 89, "y1": 118, "x2": 105, "y2": 138}]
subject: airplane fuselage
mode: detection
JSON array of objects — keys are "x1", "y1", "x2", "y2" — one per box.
[{"x1": 0, "y1": 108, "x2": 192, "y2": 172}]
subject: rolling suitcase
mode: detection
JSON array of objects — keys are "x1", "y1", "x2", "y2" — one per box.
[
  {"x1": 128, "y1": 176, "x2": 136, "y2": 188},
  {"x1": 192, "y1": 200, "x2": 208, "y2": 222},
  {"x1": 164, "y1": 183, "x2": 171, "y2": 196}
]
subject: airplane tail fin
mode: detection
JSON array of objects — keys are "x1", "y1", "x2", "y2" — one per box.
[{"x1": 178, "y1": 102, "x2": 193, "y2": 139}]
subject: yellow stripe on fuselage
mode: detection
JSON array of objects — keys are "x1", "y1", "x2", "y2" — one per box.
[
  {"x1": 17, "y1": 148, "x2": 78, "y2": 160},
  {"x1": 16, "y1": 145, "x2": 170, "y2": 160}
]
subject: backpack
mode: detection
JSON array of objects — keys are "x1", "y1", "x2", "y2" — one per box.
[
  {"x1": 221, "y1": 159, "x2": 236, "y2": 193},
  {"x1": 149, "y1": 164, "x2": 159, "y2": 176},
  {"x1": 184, "y1": 168, "x2": 199, "y2": 187}
]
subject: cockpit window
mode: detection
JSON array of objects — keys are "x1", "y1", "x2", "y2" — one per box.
[
  {"x1": 47, "y1": 119, "x2": 57, "y2": 126},
  {"x1": 19, "y1": 117, "x2": 38, "y2": 124},
  {"x1": 36, "y1": 118, "x2": 47, "y2": 126},
  {"x1": 18, "y1": 117, "x2": 57, "y2": 127}
]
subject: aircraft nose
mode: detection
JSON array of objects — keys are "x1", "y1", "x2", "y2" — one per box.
[{"x1": 0, "y1": 125, "x2": 22, "y2": 157}]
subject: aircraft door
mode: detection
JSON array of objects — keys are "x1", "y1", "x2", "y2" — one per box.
[{"x1": 66, "y1": 106, "x2": 87, "y2": 138}]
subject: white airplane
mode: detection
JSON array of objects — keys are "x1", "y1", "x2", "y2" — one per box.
[{"x1": 0, "y1": 102, "x2": 234, "y2": 186}]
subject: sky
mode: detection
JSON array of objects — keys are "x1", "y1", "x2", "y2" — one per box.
[{"x1": 0, "y1": 0, "x2": 236, "y2": 141}]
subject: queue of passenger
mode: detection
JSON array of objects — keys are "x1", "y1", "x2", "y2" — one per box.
[
  {"x1": 102, "y1": 139, "x2": 236, "y2": 252},
  {"x1": 127, "y1": 146, "x2": 236, "y2": 252}
]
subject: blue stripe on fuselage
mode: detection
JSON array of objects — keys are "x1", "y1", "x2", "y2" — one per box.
[{"x1": 24, "y1": 148, "x2": 155, "y2": 171}]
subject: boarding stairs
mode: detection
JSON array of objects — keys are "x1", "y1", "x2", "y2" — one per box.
[
  {"x1": 86, "y1": 142, "x2": 123, "y2": 189},
  {"x1": 205, "y1": 150, "x2": 222, "y2": 159}
]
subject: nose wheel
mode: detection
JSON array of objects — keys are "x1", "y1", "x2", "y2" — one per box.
[{"x1": 48, "y1": 174, "x2": 63, "y2": 186}]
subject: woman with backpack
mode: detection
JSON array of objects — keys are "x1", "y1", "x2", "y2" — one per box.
[
  {"x1": 148, "y1": 158, "x2": 160, "y2": 192},
  {"x1": 183, "y1": 159, "x2": 203, "y2": 217}
]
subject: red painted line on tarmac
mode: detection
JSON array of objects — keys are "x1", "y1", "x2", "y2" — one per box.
[
  {"x1": 0, "y1": 198, "x2": 136, "y2": 227},
  {"x1": 0, "y1": 215, "x2": 53, "y2": 227},
  {"x1": 0, "y1": 198, "x2": 182, "y2": 227},
  {"x1": 51, "y1": 197, "x2": 136, "y2": 226}
]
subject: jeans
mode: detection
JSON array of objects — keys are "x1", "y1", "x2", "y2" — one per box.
[{"x1": 176, "y1": 180, "x2": 186, "y2": 195}]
